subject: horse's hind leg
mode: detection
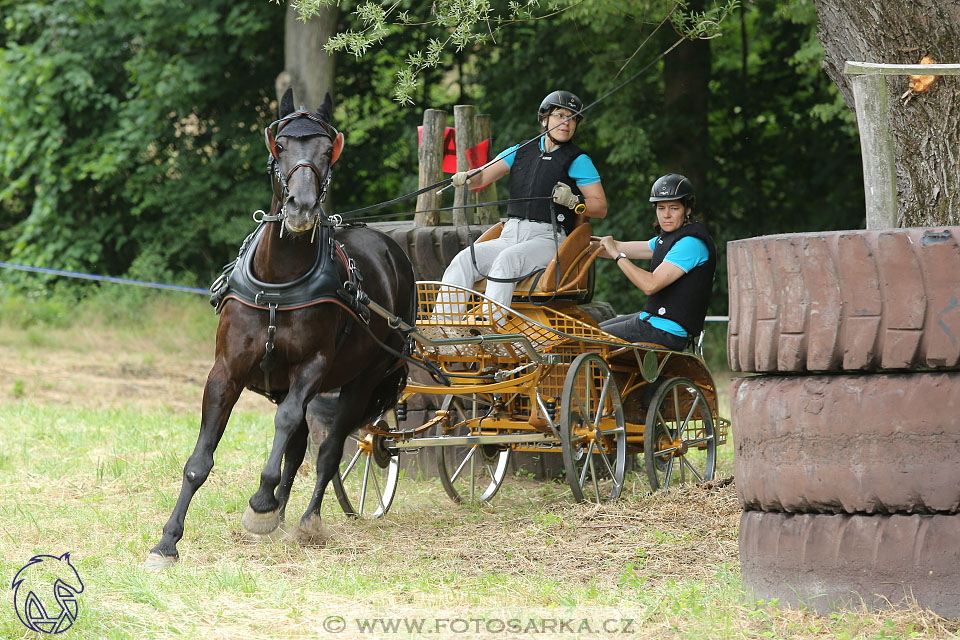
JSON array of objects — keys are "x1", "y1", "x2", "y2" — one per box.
[
  {"x1": 244, "y1": 357, "x2": 328, "y2": 535},
  {"x1": 274, "y1": 419, "x2": 309, "y2": 525},
  {"x1": 147, "y1": 367, "x2": 242, "y2": 568},
  {"x1": 298, "y1": 380, "x2": 376, "y2": 539}
]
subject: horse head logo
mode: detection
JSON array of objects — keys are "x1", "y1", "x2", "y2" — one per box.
[{"x1": 11, "y1": 553, "x2": 84, "y2": 634}]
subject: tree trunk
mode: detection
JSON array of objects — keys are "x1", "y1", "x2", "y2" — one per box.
[
  {"x1": 657, "y1": 1, "x2": 712, "y2": 198},
  {"x1": 277, "y1": 4, "x2": 338, "y2": 109},
  {"x1": 814, "y1": 0, "x2": 960, "y2": 226}
]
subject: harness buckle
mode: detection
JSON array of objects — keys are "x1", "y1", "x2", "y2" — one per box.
[{"x1": 254, "y1": 291, "x2": 282, "y2": 306}]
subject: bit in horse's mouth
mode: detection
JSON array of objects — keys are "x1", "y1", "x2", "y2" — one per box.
[{"x1": 284, "y1": 220, "x2": 316, "y2": 234}]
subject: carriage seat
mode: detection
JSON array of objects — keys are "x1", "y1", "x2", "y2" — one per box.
[{"x1": 471, "y1": 222, "x2": 602, "y2": 300}]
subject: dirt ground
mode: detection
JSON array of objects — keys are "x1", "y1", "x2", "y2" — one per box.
[{"x1": 0, "y1": 331, "x2": 275, "y2": 415}]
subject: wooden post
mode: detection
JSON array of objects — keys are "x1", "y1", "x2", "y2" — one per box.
[
  {"x1": 849, "y1": 74, "x2": 897, "y2": 230},
  {"x1": 452, "y1": 105, "x2": 476, "y2": 226},
  {"x1": 415, "y1": 109, "x2": 445, "y2": 227},
  {"x1": 474, "y1": 114, "x2": 500, "y2": 224},
  {"x1": 844, "y1": 61, "x2": 960, "y2": 229}
]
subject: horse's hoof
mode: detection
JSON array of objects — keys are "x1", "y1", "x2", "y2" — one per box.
[
  {"x1": 144, "y1": 552, "x2": 178, "y2": 570},
  {"x1": 242, "y1": 505, "x2": 281, "y2": 534},
  {"x1": 295, "y1": 513, "x2": 332, "y2": 546}
]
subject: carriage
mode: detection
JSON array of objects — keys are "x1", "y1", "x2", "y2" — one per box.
[
  {"x1": 147, "y1": 92, "x2": 729, "y2": 567},
  {"x1": 329, "y1": 221, "x2": 730, "y2": 518}
]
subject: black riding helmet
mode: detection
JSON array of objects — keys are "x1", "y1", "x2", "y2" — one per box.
[
  {"x1": 538, "y1": 90, "x2": 584, "y2": 124},
  {"x1": 649, "y1": 173, "x2": 695, "y2": 209}
]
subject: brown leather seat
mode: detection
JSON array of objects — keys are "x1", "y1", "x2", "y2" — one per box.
[{"x1": 472, "y1": 221, "x2": 602, "y2": 300}]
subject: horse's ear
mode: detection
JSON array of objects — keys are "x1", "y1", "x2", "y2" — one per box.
[
  {"x1": 331, "y1": 131, "x2": 344, "y2": 165},
  {"x1": 279, "y1": 87, "x2": 295, "y2": 118},
  {"x1": 317, "y1": 91, "x2": 334, "y2": 123}
]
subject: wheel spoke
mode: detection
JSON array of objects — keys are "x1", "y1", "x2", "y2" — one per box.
[
  {"x1": 681, "y1": 456, "x2": 704, "y2": 483},
  {"x1": 589, "y1": 454, "x2": 601, "y2": 502},
  {"x1": 655, "y1": 410, "x2": 675, "y2": 439},
  {"x1": 663, "y1": 456, "x2": 674, "y2": 489},
  {"x1": 450, "y1": 445, "x2": 477, "y2": 483},
  {"x1": 681, "y1": 392, "x2": 701, "y2": 433},
  {"x1": 594, "y1": 374, "x2": 611, "y2": 428},
  {"x1": 683, "y1": 435, "x2": 713, "y2": 448},
  {"x1": 370, "y1": 460, "x2": 385, "y2": 508},
  {"x1": 469, "y1": 448, "x2": 477, "y2": 502},
  {"x1": 584, "y1": 364, "x2": 594, "y2": 422},
  {"x1": 578, "y1": 441, "x2": 595, "y2": 488},
  {"x1": 341, "y1": 448, "x2": 362, "y2": 479},
  {"x1": 571, "y1": 391, "x2": 590, "y2": 423},
  {"x1": 359, "y1": 454, "x2": 371, "y2": 515},
  {"x1": 598, "y1": 447, "x2": 617, "y2": 479},
  {"x1": 672, "y1": 385, "x2": 682, "y2": 432}
]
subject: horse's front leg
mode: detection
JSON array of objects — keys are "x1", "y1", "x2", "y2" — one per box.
[
  {"x1": 242, "y1": 356, "x2": 328, "y2": 535},
  {"x1": 146, "y1": 364, "x2": 242, "y2": 568}
]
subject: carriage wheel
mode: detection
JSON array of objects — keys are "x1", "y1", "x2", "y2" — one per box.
[
  {"x1": 643, "y1": 377, "x2": 716, "y2": 491},
  {"x1": 436, "y1": 394, "x2": 511, "y2": 504},
  {"x1": 331, "y1": 412, "x2": 400, "y2": 519},
  {"x1": 560, "y1": 353, "x2": 627, "y2": 503}
]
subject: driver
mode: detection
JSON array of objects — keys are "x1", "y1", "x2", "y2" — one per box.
[
  {"x1": 435, "y1": 90, "x2": 608, "y2": 319},
  {"x1": 596, "y1": 173, "x2": 716, "y2": 350}
]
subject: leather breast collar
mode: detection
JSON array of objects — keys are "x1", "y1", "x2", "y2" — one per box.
[{"x1": 210, "y1": 223, "x2": 358, "y2": 313}]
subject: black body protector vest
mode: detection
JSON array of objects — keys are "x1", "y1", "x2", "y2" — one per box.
[
  {"x1": 506, "y1": 138, "x2": 586, "y2": 235},
  {"x1": 642, "y1": 221, "x2": 717, "y2": 337}
]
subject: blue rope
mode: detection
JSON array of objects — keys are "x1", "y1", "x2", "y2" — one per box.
[
  {"x1": 0, "y1": 261, "x2": 731, "y2": 321},
  {"x1": 0, "y1": 262, "x2": 208, "y2": 295}
]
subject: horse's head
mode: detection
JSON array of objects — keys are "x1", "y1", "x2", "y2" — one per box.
[{"x1": 265, "y1": 87, "x2": 345, "y2": 236}]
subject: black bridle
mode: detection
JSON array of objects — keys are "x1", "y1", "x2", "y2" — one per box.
[{"x1": 263, "y1": 111, "x2": 344, "y2": 233}]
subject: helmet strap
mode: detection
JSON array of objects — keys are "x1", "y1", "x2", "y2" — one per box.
[{"x1": 542, "y1": 115, "x2": 573, "y2": 149}]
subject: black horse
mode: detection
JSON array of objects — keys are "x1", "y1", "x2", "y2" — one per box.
[{"x1": 146, "y1": 89, "x2": 415, "y2": 567}]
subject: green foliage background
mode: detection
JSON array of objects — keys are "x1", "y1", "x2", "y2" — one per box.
[
  {"x1": 0, "y1": 0, "x2": 285, "y2": 290},
  {"x1": 0, "y1": 0, "x2": 865, "y2": 318}
]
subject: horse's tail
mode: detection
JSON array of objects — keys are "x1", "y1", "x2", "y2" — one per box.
[
  {"x1": 365, "y1": 359, "x2": 408, "y2": 424},
  {"x1": 363, "y1": 231, "x2": 415, "y2": 424}
]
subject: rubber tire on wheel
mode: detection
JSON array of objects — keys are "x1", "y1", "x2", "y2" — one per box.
[
  {"x1": 727, "y1": 228, "x2": 960, "y2": 373},
  {"x1": 331, "y1": 413, "x2": 400, "y2": 519},
  {"x1": 739, "y1": 510, "x2": 960, "y2": 616},
  {"x1": 643, "y1": 377, "x2": 716, "y2": 491},
  {"x1": 733, "y1": 372, "x2": 960, "y2": 514},
  {"x1": 436, "y1": 394, "x2": 511, "y2": 504},
  {"x1": 560, "y1": 353, "x2": 627, "y2": 503}
]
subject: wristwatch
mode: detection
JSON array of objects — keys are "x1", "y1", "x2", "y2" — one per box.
[{"x1": 614, "y1": 252, "x2": 627, "y2": 263}]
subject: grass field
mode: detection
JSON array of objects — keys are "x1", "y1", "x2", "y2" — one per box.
[{"x1": 1, "y1": 290, "x2": 957, "y2": 639}]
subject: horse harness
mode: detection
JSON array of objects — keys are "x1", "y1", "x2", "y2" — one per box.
[{"x1": 209, "y1": 222, "x2": 371, "y2": 402}]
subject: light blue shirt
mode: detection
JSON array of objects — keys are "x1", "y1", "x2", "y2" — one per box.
[
  {"x1": 494, "y1": 138, "x2": 601, "y2": 186},
  {"x1": 638, "y1": 236, "x2": 710, "y2": 337}
]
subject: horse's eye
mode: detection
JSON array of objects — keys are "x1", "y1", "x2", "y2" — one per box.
[{"x1": 274, "y1": 143, "x2": 284, "y2": 154}]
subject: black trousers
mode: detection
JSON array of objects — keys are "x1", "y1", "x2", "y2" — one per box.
[{"x1": 599, "y1": 314, "x2": 689, "y2": 351}]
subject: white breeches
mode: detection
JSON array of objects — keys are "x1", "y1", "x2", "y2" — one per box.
[{"x1": 436, "y1": 218, "x2": 565, "y2": 318}]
